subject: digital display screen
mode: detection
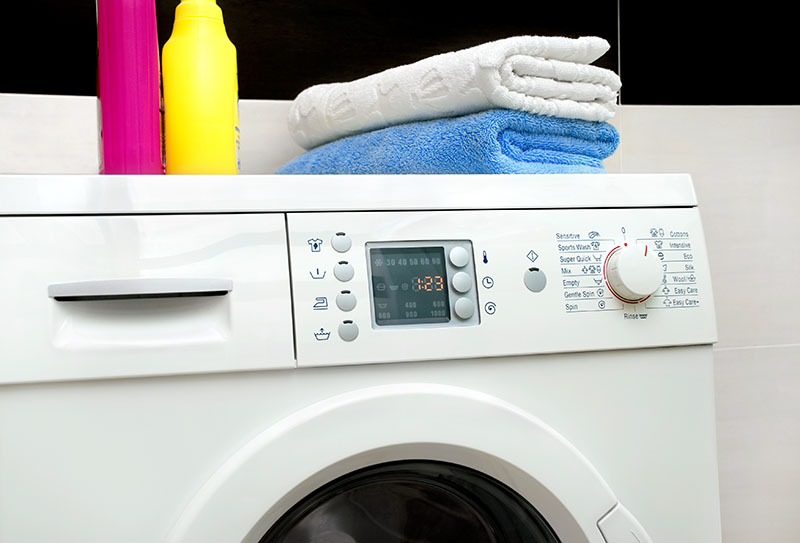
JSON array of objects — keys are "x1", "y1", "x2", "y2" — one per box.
[{"x1": 369, "y1": 247, "x2": 450, "y2": 326}]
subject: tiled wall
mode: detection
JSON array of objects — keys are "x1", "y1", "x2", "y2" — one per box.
[
  {"x1": 608, "y1": 106, "x2": 800, "y2": 543},
  {"x1": 0, "y1": 95, "x2": 304, "y2": 176},
  {"x1": 1, "y1": 94, "x2": 799, "y2": 542}
]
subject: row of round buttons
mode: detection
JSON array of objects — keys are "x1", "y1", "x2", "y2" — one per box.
[
  {"x1": 448, "y1": 246, "x2": 476, "y2": 320},
  {"x1": 329, "y1": 233, "x2": 359, "y2": 340}
]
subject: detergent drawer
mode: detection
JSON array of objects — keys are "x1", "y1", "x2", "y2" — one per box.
[{"x1": 0, "y1": 214, "x2": 294, "y2": 384}]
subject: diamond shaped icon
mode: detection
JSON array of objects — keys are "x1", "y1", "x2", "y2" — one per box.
[{"x1": 527, "y1": 250, "x2": 539, "y2": 263}]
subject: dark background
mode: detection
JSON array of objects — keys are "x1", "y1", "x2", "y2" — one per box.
[{"x1": 3, "y1": 0, "x2": 797, "y2": 105}]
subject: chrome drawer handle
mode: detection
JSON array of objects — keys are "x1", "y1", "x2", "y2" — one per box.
[{"x1": 48, "y1": 278, "x2": 233, "y2": 302}]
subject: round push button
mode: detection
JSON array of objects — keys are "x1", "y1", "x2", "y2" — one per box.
[
  {"x1": 333, "y1": 261, "x2": 354, "y2": 282},
  {"x1": 336, "y1": 291, "x2": 357, "y2": 311},
  {"x1": 451, "y1": 271, "x2": 472, "y2": 293},
  {"x1": 338, "y1": 321, "x2": 359, "y2": 341},
  {"x1": 454, "y1": 297, "x2": 475, "y2": 320},
  {"x1": 524, "y1": 268, "x2": 547, "y2": 293},
  {"x1": 448, "y1": 246, "x2": 470, "y2": 268},
  {"x1": 331, "y1": 233, "x2": 352, "y2": 253}
]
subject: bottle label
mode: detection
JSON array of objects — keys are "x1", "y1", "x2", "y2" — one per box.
[
  {"x1": 234, "y1": 73, "x2": 241, "y2": 173},
  {"x1": 97, "y1": 98, "x2": 105, "y2": 174},
  {"x1": 159, "y1": 52, "x2": 166, "y2": 173}
]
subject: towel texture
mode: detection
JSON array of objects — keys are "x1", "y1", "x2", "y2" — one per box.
[
  {"x1": 288, "y1": 35, "x2": 621, "y2": 149},
  {"x1": 276, "y1": 109, "x2": 619, "y2": 175}
]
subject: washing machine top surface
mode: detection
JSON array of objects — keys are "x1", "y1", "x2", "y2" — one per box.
[{"x1": 0, "y1": 173, "x2": 696, "y2": 215}]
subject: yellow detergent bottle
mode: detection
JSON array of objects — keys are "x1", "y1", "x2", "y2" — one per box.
[{"x1": 162, "y1": 0, "x2": 239, "y2": 174}]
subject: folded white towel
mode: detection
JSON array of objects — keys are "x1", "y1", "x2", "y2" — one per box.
[{"x1": 288, "y1": 35, "x2": 622, "y2": 149}]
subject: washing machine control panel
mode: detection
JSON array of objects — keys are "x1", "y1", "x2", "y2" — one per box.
[
  {"x1": 288, "y1": 209, "x2": 716, "y2": 368},
  {"x1": 365, "y1": 241, "x2": 479, "y2": 328}
]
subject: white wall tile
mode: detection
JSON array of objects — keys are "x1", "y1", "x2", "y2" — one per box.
[
  {"x1": 238, "y1": 100, "x2": 304, "y2": 174},
  {"x1": 0, "y1": 94, "x2": 303, "y2": 175},
  {"x1": 614, "y1": 105, "x2": 800, "y2": 349},
  {"x1": 714, "y1": 344, "x2": 800, "y2": 543},
  {"x1": 0, "y1": 94, "x2": 99, "y2": 174}
]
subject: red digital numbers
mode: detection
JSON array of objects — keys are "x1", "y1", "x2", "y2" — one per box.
[{"x1": 413, "y1": 276, "x2": 444, "y2": 292}]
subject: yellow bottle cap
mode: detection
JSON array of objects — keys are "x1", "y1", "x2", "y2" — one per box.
[{"x1": 175, "y1": 0, "x2": 223, "y2": 22}]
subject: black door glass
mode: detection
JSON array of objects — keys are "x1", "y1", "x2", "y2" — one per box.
[{"x1": 260, "y1": 461, "x2": 560, "y2": 543}]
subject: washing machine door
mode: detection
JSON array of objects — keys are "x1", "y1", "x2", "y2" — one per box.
[
  {"x1": 166, "y1": 384, "x2": 651, "y2": 543},
  {"x1": 261, "y1": 460, "x2": 559, "y2": 543}
]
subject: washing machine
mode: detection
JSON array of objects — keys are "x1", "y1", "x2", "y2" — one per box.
[{"x1": 0, "y1": 173, "x2": 720, "y2": 543}]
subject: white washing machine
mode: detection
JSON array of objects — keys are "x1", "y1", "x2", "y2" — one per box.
[{"x1": 0, "y1": 173, "x2": 720, "y2": 543}]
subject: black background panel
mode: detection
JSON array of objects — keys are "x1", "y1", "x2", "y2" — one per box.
[
  {"x1": 207, "y1": 1, "x2": 619, "y2": 100},
  {"x1": 618, "y1": 1, "x2": 799, "y2": 105},
  {"x1": 5, "y1": 0, "x2": 618, "y2": 100},
  {"x1": 3, "y1": 1, "x2": 797, "y2": 105}
]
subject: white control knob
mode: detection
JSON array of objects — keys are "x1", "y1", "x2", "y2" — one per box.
[
  {"x1": 335, "y1": 291, "x2": 357, "y2": 311},
  {"x1": 331, "y1": 232, "x2": 352, "y2": 253},
  {"x1": 454, "y1": 297, "x2": 475, "y2": 320},
  {"x1": 333, "y1": 261, "x2": 354, "y2": 282},
  {"x1": 338, "y1": 321, "x2": 359, "y2": 341},
  {"x1": 448, "y1": 246, "x2": 470, "y2": 268},
  {"x1": 604, "y1": 243, "x2": 663, "y2": 303},
  {"x1": 451, "y1": 271, "x2": 472, "y2": 293}
]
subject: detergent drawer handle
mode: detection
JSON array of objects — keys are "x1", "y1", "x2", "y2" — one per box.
[{"x1": 48, "y1": 278, "x2": 233, "y2": 302}]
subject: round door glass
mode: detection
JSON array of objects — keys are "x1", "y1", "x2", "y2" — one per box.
[{"x1": 260, "y1": 461, "x2": 560, "y2": 543}]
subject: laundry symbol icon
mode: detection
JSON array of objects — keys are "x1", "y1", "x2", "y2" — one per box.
[
  {"x1": 313, "y1": 297, "x2": 328, "y2": 310},
  {"x1": 314, "y1": 328, "x2": 331, "y2": 341},
  {"x1": 308, "y1": 238, "x2": 323, "y2": 252},
  {"x1": 310, "y1": 268, "x2": 326, "y2": 279}
]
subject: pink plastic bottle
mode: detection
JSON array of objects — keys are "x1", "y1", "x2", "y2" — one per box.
[{"x1": 96, "y1": 0, "x2": 164, "y2": 174}]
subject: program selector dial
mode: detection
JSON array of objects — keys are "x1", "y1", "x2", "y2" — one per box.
[{"x1": 604, "y1": 243, "x2": 663, "y2": 303}]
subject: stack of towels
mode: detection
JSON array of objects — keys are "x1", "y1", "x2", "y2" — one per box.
[{"x1": 276, "y1": 35, "x2": 621, "y2": 175}]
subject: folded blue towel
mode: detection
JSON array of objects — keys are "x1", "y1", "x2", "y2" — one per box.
[{"x1": 276, "y1": 109, "x2": 619, "y2": 175}]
